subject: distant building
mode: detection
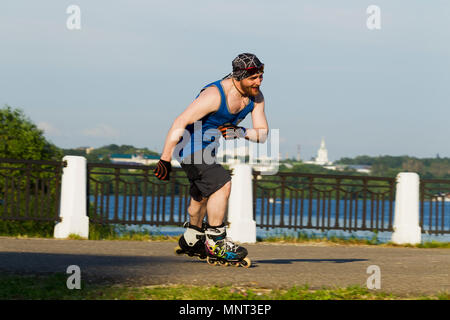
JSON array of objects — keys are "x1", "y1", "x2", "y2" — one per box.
[
  {"x1": 75, "y1": 146, "x2": 95, "y2": 154},
  {"x1": 216, "y1": 142, "x2": 278, "y2": 173},
  {"x1": 304, "y1": 138, "x2": 333, "y2": 166},
  {"x1": 345, "y1": 165, "x2": 372, "y2": 174},
  {"x1": 299, "y1": 138, "x2": 373, "y2": 173},
  {"x1": 110, "y1": 154, "x2": 181, "y2": 168},
  {"x1": 329, "y1": 164, "x2": 372, "y2": 174}
]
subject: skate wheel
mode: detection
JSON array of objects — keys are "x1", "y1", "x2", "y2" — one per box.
[
  {"x1": 240, "y1": 257, "x2": 251, "y2": 268},
  {"x1": 206, "y1": 257, "x2": 218, "y2": 266},
  {"x1": 219, "y1": 260, "x2": 229, "y2": 267},
  {"x1": 198, "y1": 255, "x2": 207, "y2": 260},
  {"x1": 174, "y1": 246, "x2": 184, "y2": 256}
]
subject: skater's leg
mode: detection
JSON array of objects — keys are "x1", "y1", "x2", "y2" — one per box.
[
  {"x1": 203, "y1": 181, "x2": 248, "y2": 263},
  {"x1": 187, "y1": 197, "x2": 207, "y2": 228},
  {"x1": 176, "y1": 196, "x2": 208, "y2": 257},
  {"x1": 205, "y1": 181, "x2": 231, "y2": 226}
]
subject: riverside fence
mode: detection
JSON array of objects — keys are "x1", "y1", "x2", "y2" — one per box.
[
  {"x1": 420, "y1": 179, "x2": 450, "y2": 235},
  {"x1": 85, "y1": 162, "x2": 449, "y2": 235},
  {"x1": 1, "y1": 157, "x2": 449, "y2": 239},
  {"x1": 86, "y1": 165, "x2": 398, "y2": 233},
  {"x1": 0, "y1": 158, "x2": 66, "y2": 222},
  {"x1": 252, "y1": 171, "x2": 396, "y2": 232},
  {"x1": 87, "y1": 162, "x2": 192, "y2": 226}
]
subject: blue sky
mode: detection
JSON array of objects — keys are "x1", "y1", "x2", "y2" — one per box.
[{"x1": 1, "y1": 1, "x2": 449, "y2": 161}]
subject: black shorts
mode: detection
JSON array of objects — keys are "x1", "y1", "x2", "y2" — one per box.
[{"x1": 180, "y1": 157, "x2": 231, "y2": 202}]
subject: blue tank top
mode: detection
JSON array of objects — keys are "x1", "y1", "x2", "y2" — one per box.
[{"x1": 177, "y1": 79, "x2": 255, "y2": 161}]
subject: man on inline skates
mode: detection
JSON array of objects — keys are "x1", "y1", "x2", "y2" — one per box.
[{"x1": 154, "y1": 53, "x2": 268, "y2": 267}]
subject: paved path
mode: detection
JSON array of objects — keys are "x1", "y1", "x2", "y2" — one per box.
[{"x1": 0, "y1": 237, "x2": 449, "y2": 296}]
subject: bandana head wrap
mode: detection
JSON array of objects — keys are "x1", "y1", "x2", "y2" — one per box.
[{"x1": 223, "y1": 53, "x2": 264, "y2": 81}]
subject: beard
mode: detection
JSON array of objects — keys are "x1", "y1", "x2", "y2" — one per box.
[{"x1": 241, "y1": 84, "x2": 260, "y2": 97}]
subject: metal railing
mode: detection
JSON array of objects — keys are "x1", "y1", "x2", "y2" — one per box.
[
  {"x1": 0, "y1": 158, "x2": 65, "y2": 222},
  {"x1": 1, "y1": 158, "x2": 448, "y2": 236},
  {"x1": 420, "y1": 179, "x2": 450, "y2": 234},
  {"x1": 87, "y1": 163, "x2": 192, "y2": 225},
  {"x1": 253, "y1": 171, "x2": 396, "y2": 232},
  {"x1": 85, "y1": 162, "x2": 449, "y2": 236}
]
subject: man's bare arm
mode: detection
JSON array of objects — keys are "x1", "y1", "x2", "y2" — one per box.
[
  {"x1": 245, "y1": 93, "x2": 268, "y2": 143},
  {"x1": 160, "y1": 86, "x2": 221, "y2": 161}
]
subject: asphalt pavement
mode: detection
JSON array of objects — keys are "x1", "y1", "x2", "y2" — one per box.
[{"x1": 0, "y1": 237, "x2": 449, "y2": 296}]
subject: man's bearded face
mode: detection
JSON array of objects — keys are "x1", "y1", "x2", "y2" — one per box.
[{"x1": 239, "y1": 73, "x2": 263, "y2": 97}]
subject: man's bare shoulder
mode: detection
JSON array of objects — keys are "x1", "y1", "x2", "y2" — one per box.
[
  {"x1": 190, "y1": 84, "x2": 221, "y2": 113},
  {"x1": 176, "y1": 85, "x2": 222, "y2": 125},
  {"x1": 198, "y1": 84, "x2": 221, "y2": 99}
]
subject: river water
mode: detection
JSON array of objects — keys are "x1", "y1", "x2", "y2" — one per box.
[{"x1": 90, "y1": 195, "x2": 450, "y2": 243}]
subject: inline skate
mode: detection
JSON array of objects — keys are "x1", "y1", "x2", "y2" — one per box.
[
  {"x1": 174, "y1": 222, "x2": 207, "y2": 260},
  {"x1": 204, "y1": 223, "x2": 251, "y2": 268}
]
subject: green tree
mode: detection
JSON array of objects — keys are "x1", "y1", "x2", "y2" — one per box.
[
  {"x1": 0, "y1": 105, "x2": 62, "y2": 160},
  {"x1": 0, "y1": 105, "x2": 63, "y2": 237}
]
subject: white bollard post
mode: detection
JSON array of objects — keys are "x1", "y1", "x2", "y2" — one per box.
[
  {"x1": 226, "y1": 164, "x2": 256, "y2": 244},
  {"x1": 391, "y1": 172, "x2": 421, "y2": 245},
  {"x1": 54, "y1": 156, "x2": 89, "y2": 239}
]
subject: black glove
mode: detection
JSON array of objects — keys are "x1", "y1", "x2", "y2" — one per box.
[
  {"x1": 217, "y1": 124, "x2": 247, "y2": 140},
  {"x1": 154, "y1": 159, "x2": 172, "y2": 181}
]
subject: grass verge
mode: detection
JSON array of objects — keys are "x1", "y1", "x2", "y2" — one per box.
[
  {"x1": 2, "y1": 223, "x2": 449, "y2": 248},
  {"x1": 0, "y1": 273, "x2": 448, "y2": 300},
  {"x1": 258, "y1": 232, "x2": 450, "y2": 248}
]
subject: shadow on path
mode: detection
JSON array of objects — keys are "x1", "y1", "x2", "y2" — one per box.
[
  {"x1": 0, "y1": 252, "x2": 180, "y2": 279},
  {"x1": 254, "y1": 258, "x2": 369, "y2": 265}
]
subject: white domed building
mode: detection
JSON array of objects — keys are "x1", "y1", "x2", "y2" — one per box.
[{"x1": 304, "y1": 138, "x2": 333, "y2": 166}]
